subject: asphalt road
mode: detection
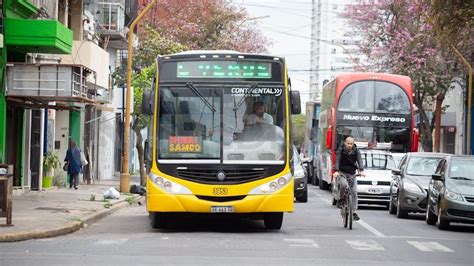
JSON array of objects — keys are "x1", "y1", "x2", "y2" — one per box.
[{"x1": 1, "y1": 186, "x2": 473, "y2": 265}]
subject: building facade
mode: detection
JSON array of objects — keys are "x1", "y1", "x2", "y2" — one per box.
[{"x1": 1, "y1": 0, "x2": 138, "y2": 192}]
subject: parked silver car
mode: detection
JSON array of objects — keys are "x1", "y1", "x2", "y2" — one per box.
[
  {"x1": 389, "y1": 152, "x2": 449, "y2": 218},
  {"x1": 426, "y1": 156, "x2": 474, "y2": 230},
  {"x1": 293, "y1": 146, "x2": 308, "y2": 203},
  {"x1": 357, "y1": 150, "x2": 396, "y2": 208}
]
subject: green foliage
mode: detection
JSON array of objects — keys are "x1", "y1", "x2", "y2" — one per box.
[
  {"x1": 291, "y1": 114, "x2": 306, "y2": 148},
  {"x1": 43, "y1": 152, "x2": 60, "y2": 173}
]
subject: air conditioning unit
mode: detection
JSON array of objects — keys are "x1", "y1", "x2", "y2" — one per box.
[{"x1": 83, "y1": 10, "x2": 96, "y2": 41}]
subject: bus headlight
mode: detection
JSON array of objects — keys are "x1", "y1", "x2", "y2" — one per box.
[
  {"x1": 249, "y1": 172, "x2": 292, "y2": 194},
  {"x1": 149, "y1": 172, "x2": 192, "y2": 194}
]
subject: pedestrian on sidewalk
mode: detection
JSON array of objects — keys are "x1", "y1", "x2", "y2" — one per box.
[{"x1": 64, "y1": 140, "x2": 82, "y2": 189}]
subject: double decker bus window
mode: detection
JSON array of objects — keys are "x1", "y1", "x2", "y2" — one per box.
[
  {"x1": 375, "y1": 81, "x2": 411, "y2": 114},
  {"x1": 338, "y1": 81, "x2": 374, "y2": 112}
]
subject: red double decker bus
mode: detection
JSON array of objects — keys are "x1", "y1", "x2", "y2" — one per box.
[{"x1": 317, "y1": 72, "x2": 418, "y2": 189}]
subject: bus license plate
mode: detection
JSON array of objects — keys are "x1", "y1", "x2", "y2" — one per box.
[
  {"x1": 211, "y1": 206, "x2": 234, "y2": 213},
  {"x1": 367, "y1": 187, "x2": 383, "y2": 194}
]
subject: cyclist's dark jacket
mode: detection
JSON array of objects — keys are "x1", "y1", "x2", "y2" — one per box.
[{"x1": 334, "y1": 144, "x2": 364, "y2": 175}]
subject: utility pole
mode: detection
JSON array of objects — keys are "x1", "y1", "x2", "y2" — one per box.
[{"x1": 120, "y1": 0, "x2": 157, "y2": 193}]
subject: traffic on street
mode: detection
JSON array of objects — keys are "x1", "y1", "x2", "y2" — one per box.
[{"x1": 1, "y1": 186, "x2": 473, "y2": 265}]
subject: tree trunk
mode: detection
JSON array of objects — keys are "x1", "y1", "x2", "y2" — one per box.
[
  {"x1": 433, "y1": 93, "x2": 445, "y2": 152},
  {"x1": 417, "y1": 105, "x2": 433, "y2": 152},
  {"x1": 133, "y1": 121, "x2": 146, "y2": 186}
]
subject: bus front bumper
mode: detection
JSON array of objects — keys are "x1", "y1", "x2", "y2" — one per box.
[{"x1": 146, "y1": 189, "x2": 294, "y2": 213}]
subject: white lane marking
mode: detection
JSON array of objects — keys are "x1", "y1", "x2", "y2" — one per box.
[
  {"x1": 93, "y1": 238, "x2": 129, "y2": 245},
  {"x1": 346, "y1": 240, "x2": 385, "y2": 251},
  {"x1": 284, "y1": 238, "x2": 319, "y2": 248},
  {"x1": 407, "y1": 241, "x2": 454, "y2": 252},
  {"x1": 358, "y1": 219, "x2": 386, "y2": 238}
]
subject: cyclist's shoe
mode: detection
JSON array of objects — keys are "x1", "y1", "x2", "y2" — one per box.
[
  {"x1": 353, "y1": 213, "x2": 360, "y2": 221},
  {"x1": 336, "y1": 200, "x2": 343, "y2": 209}
]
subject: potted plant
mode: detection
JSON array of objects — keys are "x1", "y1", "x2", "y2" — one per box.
[{"x1": 43, "y1": 152, "x2": 60, "y2": 188}]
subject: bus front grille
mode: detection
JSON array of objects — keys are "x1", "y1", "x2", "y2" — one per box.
[
  {"x1": 176, "y1": 169, "x2": 265, "y2": 184},
  {"x1": 196, "y1": 195, "x2": 247, "y2": 202}
]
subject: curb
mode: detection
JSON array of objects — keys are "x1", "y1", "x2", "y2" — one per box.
[{"x1": 0, "y1": 195, "x2": 144, "y2": 243}]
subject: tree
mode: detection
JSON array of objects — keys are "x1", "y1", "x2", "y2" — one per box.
[
  {"x1": 115, "y1": 1, "x2": 270, "y2": 184},
  {"x1": 292, "y1": 114, "x2": 306, "y2": 149},
  {"x1": 343, "y1": 0, "x2": 462, "y2": 151},
  {"x1": 142, "y1": 0, "x2": 270, "y2": 53}
]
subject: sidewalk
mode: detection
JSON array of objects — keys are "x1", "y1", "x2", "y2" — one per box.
[{"x1": 0, "y1": 178, "x2": 144, "y2": 242}]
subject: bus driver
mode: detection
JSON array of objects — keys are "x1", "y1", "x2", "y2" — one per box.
[{"x1": 244, "y1": 101, "x2": 274, "y2": 127}]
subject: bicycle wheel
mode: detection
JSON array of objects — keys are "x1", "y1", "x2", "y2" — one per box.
[
  {"x1": 348, "y1": 195, "x2": 353, "y2": 230},
  {"x1": 343, "y1": 202, "x2": 348, "y2": 228}
]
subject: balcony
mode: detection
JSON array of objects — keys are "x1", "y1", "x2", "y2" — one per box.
[
  {"x1": 5, "y1": 18, "x2": 72, "y2": 54},
  {"x1": 98, "y1": 2, "x2": 128, "y2": 49},
  {"x1": 5, "y1": 64, "x2": 96, "y2": 104}
]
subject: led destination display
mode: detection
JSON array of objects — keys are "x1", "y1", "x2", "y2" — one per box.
[{"x1": 177, "y1": 61, "x2": 271, "y2": 79}]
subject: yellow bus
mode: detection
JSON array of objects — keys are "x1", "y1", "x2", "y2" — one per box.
[{"x1": 142, "y1": 51, "x2": 301, "y2": 229}]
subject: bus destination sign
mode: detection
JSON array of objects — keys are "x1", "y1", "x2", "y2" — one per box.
[
  {"x1": 168, "y1": 136, "x2": 202, "y2": 153},
  {"x1": 177, "y1": 61, "x2": 271, "y2": 79}
]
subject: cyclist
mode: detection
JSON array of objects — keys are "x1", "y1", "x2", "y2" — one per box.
[{"x1": 333, "y1": 136, "x2": 365, "y2": 221}]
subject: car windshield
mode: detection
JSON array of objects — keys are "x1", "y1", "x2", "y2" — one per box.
[
  {"x1": 406, "y1": 156, "x2": 443, "y2": 176},
  {"x1": 361, "y1": 152, "x2": 396, "y2": 170},
  {"x1": 157, "y1": 85, "x2": 286, "y2": 164},
  {"x1": 449, "y1": 158, "x2": 474, "y2": 179}
]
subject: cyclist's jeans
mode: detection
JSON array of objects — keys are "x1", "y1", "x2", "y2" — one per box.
[{"x1": 338, "y1": 172, "x2": 357, "y2": 212}]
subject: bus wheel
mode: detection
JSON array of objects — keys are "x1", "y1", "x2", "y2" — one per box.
[
  {"x1": 264, "y1": 212, "x2": 283, "y2": 230},
  {"x1": 150, "y1": 212, "x2": 168, "y2": 229}
]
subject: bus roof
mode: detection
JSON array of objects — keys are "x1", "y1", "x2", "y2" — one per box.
[
  {"x1": 331, "y1": 72, "x2": 413, "y2": 98},
  {"x1": 159, "y1": 50, "x2": 284, "y2": 62}
]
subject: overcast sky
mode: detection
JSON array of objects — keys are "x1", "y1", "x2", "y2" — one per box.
[{"x1": 233, "y1": 0, "x2": 313, "y2": 110}]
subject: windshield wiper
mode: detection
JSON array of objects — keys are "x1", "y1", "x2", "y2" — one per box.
[
  {"x1": 450, "y1": 176, "x2": 474, "y2": 181},
  {"x1": 185, "y1": 82, "x2": 216, "y2": 113},
  {"x1": 234, "y1": 83, "x2": 259, "y2": 110}
]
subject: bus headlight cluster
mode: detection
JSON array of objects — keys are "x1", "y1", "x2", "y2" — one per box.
[
  {"x1": 249, "y1": 173, "x2": 292, "y2": 194},
  {"x1": 149, "y1": 172, "x2": 192, "y2": 194}
]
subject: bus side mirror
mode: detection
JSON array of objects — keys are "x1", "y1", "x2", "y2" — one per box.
[
  {"x1": 290, "y1": 90, "x2": 301, "y2": 114},
  {"x1": 142, "y1": 90, "x2": 154, "y2": 115},
  {"x1": 325, "y1": 127, "x2": 332, "y2": 149},
  {"x1": 392, "y1": 169, "x2": 401, "y2": 176},
  {"x1": 411, "y1": 128, "x2": 419, "y2": 152}
]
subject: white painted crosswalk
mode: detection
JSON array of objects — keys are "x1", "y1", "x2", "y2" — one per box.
[
  {"x1": 282, "y1": 238, "x2": 461, "y2": 253},
  {"x1": 407, "y1": 241, "x2": 454, "y2": 252},
  {"x1": 345, "y1": 240, "x2": 385, "y2": 250}
]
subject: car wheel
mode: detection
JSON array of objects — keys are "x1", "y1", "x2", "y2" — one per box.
[
  {"x1": 425, "y1": 202, "x2": 437, "y2": 225},
  {"x1": 296, "y1": 188, "x2": 308, "y2": 203},
  {"x1": 388, "y1": 194, "x2": 397, "y2": 214},
  {"x1": 264, "y1": 212, "x2": 284, "y2": 230},
  {"x1": 437, "y1": 205, "x2": 450, "y2": 230},
  {"x1": 396, "y1": 194, "x2": 408, "y2": 218}
]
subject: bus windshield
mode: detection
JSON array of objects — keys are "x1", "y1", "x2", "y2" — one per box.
[
  {"x1": 157, "y1": 85, "x2": 286, "y2": 164},
  {"x1": 336, "y1": 126, "x2": 410, "y2": 152}
]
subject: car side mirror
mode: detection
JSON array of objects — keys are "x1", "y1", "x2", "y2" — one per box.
[
  {"x1": 432, "y1": 173, "x2": 443, "y2": 181},
  {"x1": 392, "y1": 169, "x2": 401, "y2": 176}
]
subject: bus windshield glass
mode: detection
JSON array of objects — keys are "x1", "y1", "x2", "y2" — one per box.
[
  {"x1": 336, "y1": 126, "x2": 410, "y2": 152},
  {"x1": 338, "y1": 81, "x2": 411, "y2": 114},
  {"x1": 157, "y1": 85, "x2": 286, "y2": 164}
]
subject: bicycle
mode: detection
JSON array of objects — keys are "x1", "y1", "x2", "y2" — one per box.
[{"x1": 337, "y1": 172, "x2": 361, "y2": 230}]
